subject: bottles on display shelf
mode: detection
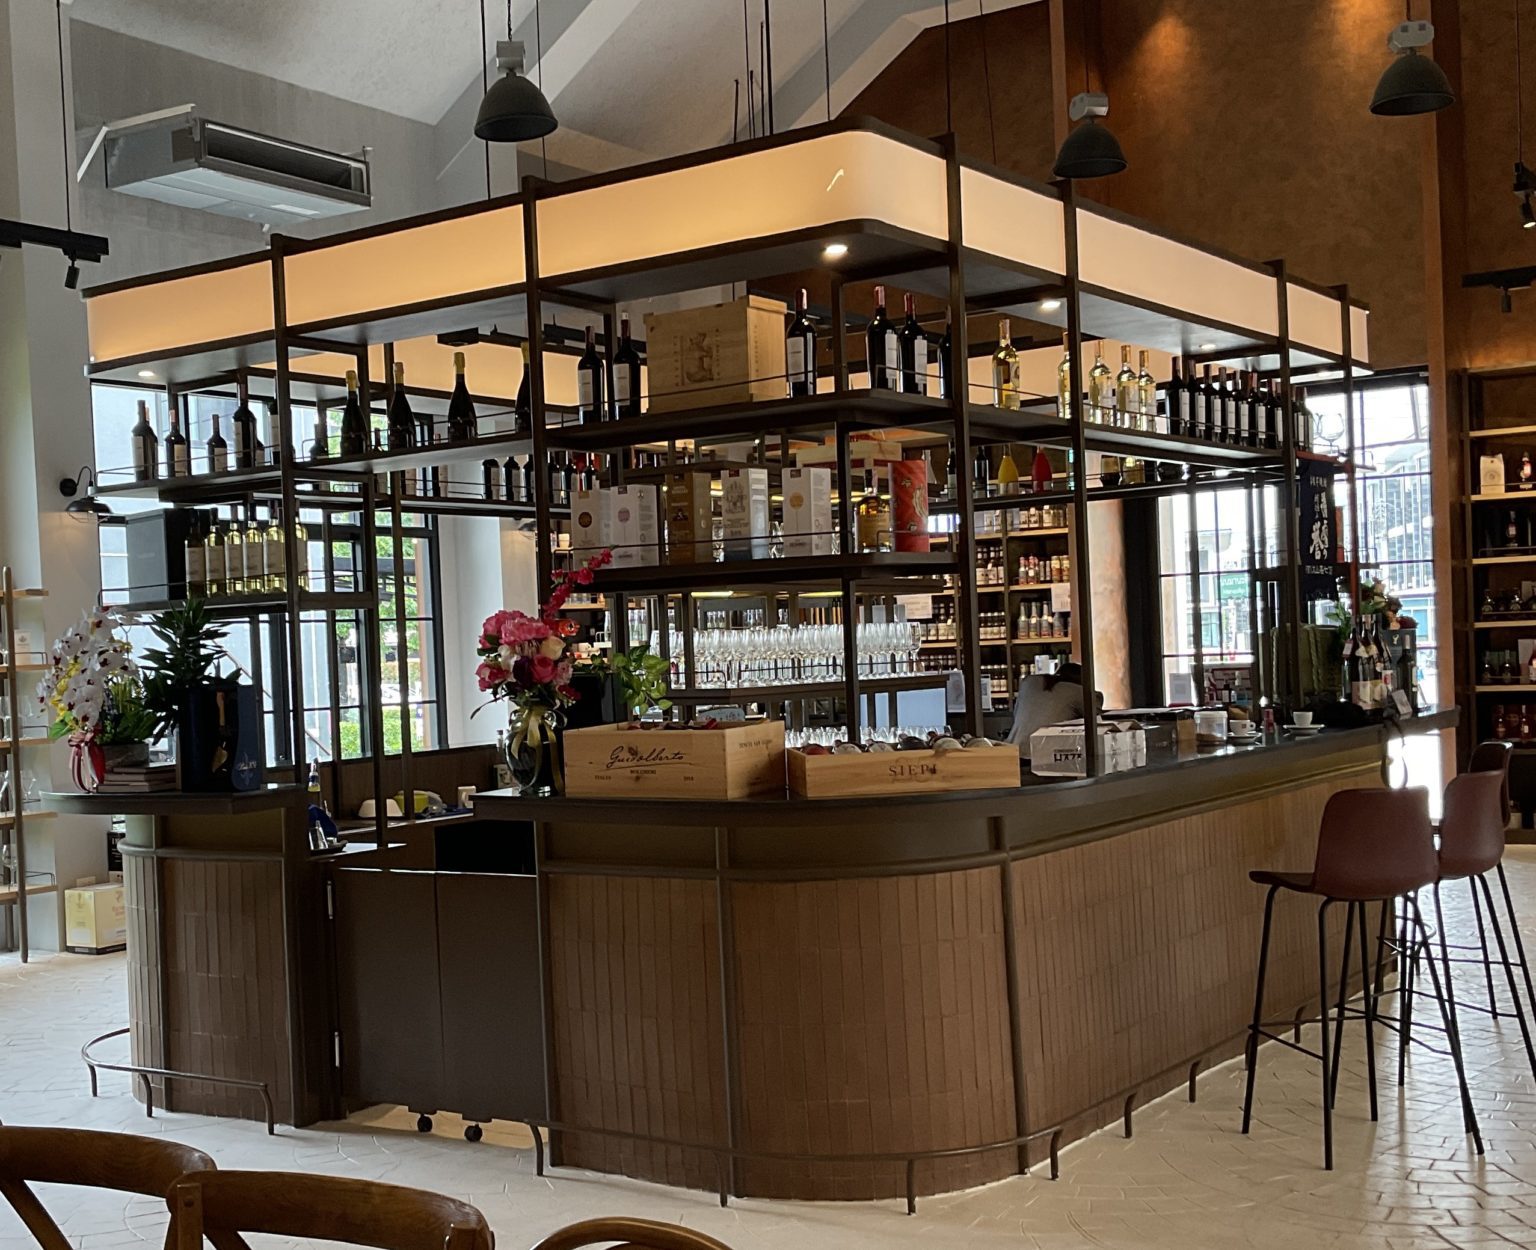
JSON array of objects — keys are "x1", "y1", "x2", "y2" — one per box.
[
  {"x1": 1293, "y1": 386, "x2": 1313, "y2": 452},
  {"x1": 974, "y1": 445, "x2": 993, "y2": 497},
  {"x1": 899, "y1": 293, "x2": 927, "y2": 395},
  {"x1": 512, "y1": 343, "x2": 533, "y2": 434},
  {"x1": 482, "y1": 458, "x2": 503, "y2": 501},
  {"x1": 165, "y1": 407, "x2": 191, "y2": 478},
  {"x1": 937, "y1": 313, "x2": 953, "y2": 401},
  {"x1": 1087, "y1": 344, "x2": 1111, "y2": 424},
  {"x1": 131, "y1": 400, "x2": 159, "y2": 482},
  {"x1": 1166, "y1": 357, "x2": 1186, "y2": 436},
  {"x1": 1136, "y1": 351, "x2": 1156, "y2": 432},
  {"x1": 786, "y1": 288, "x2": 816, "y2": 398},
  {"x1": 309, "y1": 413, "x2": 330, "y2": 461},
  {"x1": 944, "y1": 441, "x2": 958, "y2": 499},
  {"x1": 854, "y1": 468, "x2": 892, "y2": 552},
  {"x1": 993, "y1": 318, "x2": 1020, "y2": 410},
  {"x1": 1056, "y1": 333, "x2": 1073, "y2": 422},
  {"x1": 447, "y1": 350, "x2": 478, "y2": 440},
  {"x1": 577, "y1": 326, "x2": 603, "y2": 422},
  {"x1": 867, "y1": 285, "x2": 898, "y2": 390},
  {"x1": 1016, "y1": 602, "x2": 1068, "y2": 640},
  {"x1": 1192, "y1": 364, "x2": 1212, "y2": 439},
  {"x1": 522, "y1": 454, "x2": 537, "y2": 505},
  {"x1": 264, "y1": 505, "x2": 287, "y2": 594},
  {"x1": 613, "y1": 317, "x2": 642, "y2": 416},
  {"x1": 229, "y1": 378, "x2": 258, "y2": 469},
  {"x1": 1114, "y1": 346, "x2": 1136, "y2": 428},
  {"x1": 1032, "y1": 445, "x2": 1053, "y2": 494},
  {"x1": 996, "y1": 448, "x2": 1021, "y2": 495},
  {"x1": 224, "y1": 514, "x2": 245, "y2": 595},
  {"x1": 206, "y1": 413, "x2": 229, "y2": 475},
  {"x1": 183, "y1": 513, "x2": 208, "y2": 598},
  {"x1": 387, "y1": 362, "x2": 415, "y2": 450},
  {"x1": 202, "y1": 518, "x2": 224, "y2": 597},
  {"x1": 339, "y1": 370, "x2": 367, "y2": 456},
  {"x1": 243, "y1": 508, "x2": 264, "y2": 592}
]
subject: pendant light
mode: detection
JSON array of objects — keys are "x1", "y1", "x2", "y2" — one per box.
[
  {"x1": 474, "y1": 0, "x2": 557, "y2": 142},
  {"x1": 1369, "y1": 11, "x2": 1454, "y2": 116},
  {"x1": 1052, "y1": 2, "x2": 1125, "y2": 181}
]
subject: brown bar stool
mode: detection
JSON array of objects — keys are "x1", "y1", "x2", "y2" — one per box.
[
  {"x1": 1240, "y1": 786, "x2": 1482, "y2": 1169},
  {"x1": 531, "y1": 1219, "x2": 736, "y2": 1250}
]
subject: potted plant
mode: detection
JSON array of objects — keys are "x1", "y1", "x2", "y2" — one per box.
[
  {"x1": 475, "y1": 550, "x2": 610, "y2": 795},
  {"x1": 583, "y1": 644, "x2": 672, "y2": 723},
  {"x1": 37, "y1": 608, "x2": 153, "y2": 791}
]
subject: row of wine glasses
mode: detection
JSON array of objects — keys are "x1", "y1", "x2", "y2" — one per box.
[
  {"x1": 785, "y1": 725, "x2": 950, "y2": 749},
  {"x1": 651, "y1": 624, "x2": 924, "y2": 688}
]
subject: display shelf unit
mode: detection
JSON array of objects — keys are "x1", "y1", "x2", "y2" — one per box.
[{"x1": 0, "y1": 568, "x2": 53, "y2": 962}]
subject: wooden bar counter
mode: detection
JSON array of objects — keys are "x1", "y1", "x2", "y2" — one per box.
[{"x1": 451, "y1": 712, "x2": 1450, "y2": 1203}]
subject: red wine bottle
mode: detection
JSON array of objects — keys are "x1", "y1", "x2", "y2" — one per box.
[
  {"x1": 131, "y1": 400, "x2": 159, "y2": 482},
  {"x1": 786, "y1": 290, "x2": 816, "y2": 398},
  {"x1": 898, "y1": 293, "x2": 927, "y2": 395},
  {"x1": 866, "y1": 285, "x2": 897, "y2": 391},
  {"x1": 230, "y1": 378, "x2": 258, "y2": 470},
  {"x1": 577, "y1": 326, "x2": 603, "y2": 423},
  {"x1": 207, "y1": 412, "x2": 229, "y2": 474},
  {"x1": 613, "y1": 317, "x2": 642, "y2": 416},
  {"x1": 165, "y1": 407, "x2": 190, "y2": 478},
  {"x1": 937, "y1": 312, "x2": 953, "y2": 401}
]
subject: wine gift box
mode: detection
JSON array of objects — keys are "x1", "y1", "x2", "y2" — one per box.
[
  {"x1": 563, "y1": 721, "x2": 787, "y2": 799},
  {"x1": 892, "y1": 458, "x2": 930, "y2": 553},
  {"x1": 570, "y1": 487, "x2": 610, "y2": 559},
  {"x1": 721, "y1": 467, "x2": 770, "y2": 559},
  {"x1": 787, "y1": 743, "x2": 1021, "y2": 799},
  {"x1": 643, "y1": 295, "x2": 788, "y2": 413},
  {"x1": 781, "y1": 466, "x2": 833, "y2": 557},
  {"x1": 664, "y1": 469, "x2": 714, "y2": 564},
  {"x1": 609, "y1": 484, "x2": 660, "y2": 567}
]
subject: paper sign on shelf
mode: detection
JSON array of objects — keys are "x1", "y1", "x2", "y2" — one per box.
[
  {"x1": 1050, "y1": 583, "x2": 1073, "y2": 614},
  {"x1": 898, "y1": 593, "x2": 934, "y2": 620}
]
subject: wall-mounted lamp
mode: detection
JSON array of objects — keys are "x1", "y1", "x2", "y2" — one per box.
[{"x1": 59, "y1": 466, "x2": 112, "y2": 518}]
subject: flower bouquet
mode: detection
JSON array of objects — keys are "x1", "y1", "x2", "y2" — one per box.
[
  {"x1": 37, "y1": 608, "x2": 155, "y2": 791},
  {"x1": 475, "y1": 550, "x2": 611, "y2": 794}
]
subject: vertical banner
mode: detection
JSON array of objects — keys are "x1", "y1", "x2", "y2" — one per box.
[{"x1": 1298, "y1": 459, "x2": 1338, "y2": 600}]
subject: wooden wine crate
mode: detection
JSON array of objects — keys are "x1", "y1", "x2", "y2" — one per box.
[
  {"x1": 643, "y1": 295, "x2": 788, "y2": 413},
  {"x1": 787, "y1": 743, "x2": 1021, "y2": 799},
  {"x1": 563, "y1": 721, "x2": 786, "y2": 799}
]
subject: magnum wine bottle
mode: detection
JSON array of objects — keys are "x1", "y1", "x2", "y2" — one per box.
[
  {"x1": 613, "y1": 317, "x2": 642, "y2": 416},
  {"x1": 165, "y1": 407, "x2": 190, "y2": 478},
  {"x1": 231, "y1": 377, "x2": 259, "y2": 469},
  {"x1": 207, "y1": 412, "x2": 229, "y2": 474},
  {"x1": 339, "y1": 370, "x2": 367, "y2": 456},
  {"x1": 898, "y1": 293, "x2": 927, "y2": 395},
  {"x1": 387, "y1": 362, "x2": 415, "y2": 451},
  {"x1": 131, "y1": 400, "x2": 159, "y2": 482},
  {"x1": 786, "y1": 290, "x2": 816, "y2": 398},
  {"x1": 866, "y1": 285, "x2": 898, "y2": 390},
  {"x1": 577, "y1": 327, "x2": 603, "y2": 423},
  {"x1": 447, "y1": 350, "x2": 477, "y2": 441}
]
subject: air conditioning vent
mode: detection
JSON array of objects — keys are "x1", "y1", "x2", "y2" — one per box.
[{"x1": 99, "y1": 107, "x2": 371, "y2": 228}]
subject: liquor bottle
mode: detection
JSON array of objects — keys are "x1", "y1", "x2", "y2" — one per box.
[
  {"x1": 165, "y1": 407, "x2": 190, "y2": 478},
  {"x1": 1056, "y1": 333, "x2": 1073, "y2": 421},
  {"x1": 291, "y1": 509, "x2": 310, "y2": 591},
  {"x1": 264, "y1": 505, "x2": 287, "y2": 594},
  {"x1": 786, "y1": 290, "x2": 816, "y2": 398},
  {"x1": 944, "y1": 441, "x2": 958, "y2": 500},
  {"x1": 202, "y1": 515, "x2": 224, "y2": 598},
  {"x1": 1294, "y1": 386, "x2": 1312, "y2": 452},
  {"x1": 866, "y1": 285, "x2": 899, "y2": 390},
  {"x1": 993, "y1": 318, "x2": 1020, "y2": 410},
  {"x1": 206, "y1": 413, "x2": 229, "y2": 475},
  {"x1": 974, "y1": 445, "x2": 992, "y2": 498},
  {"x1": 937, "y1": 312, "x2": 953, "y2": 401},
  {"x1": 613, "y1": 316, "x2": 642, "y2": 416},
  {"x1": 225, "y1": 514, "x2": 245, "y2": 596},
  {"x1": 339, "y1": 370, "x2": 367, "y2": 456},
  {"x1": 1243, "y1": 372, "x2": 1261, "y2": 447},
  {"x1": 243, "y1": 507, "x2": 264, "y2": 594},
  {"x1": 522, "y1": 454, "x2": 536, "y2": 505},
  {"x1": 448, "y1": 350, "x2": 478, "y2": 440},
  {"x1": 387, "y1": 362, "x2": 415, "y2": 451},
  {"x1": 995, "y1": 448, "x2": 1019, "y2": 496},
  {"x1": 1167, "y1": 357, "x2": 1187, "y2": 436},
  {"x1": 512, "y1": 343, "x2": 533, "y2": 434},
  {"x1": 184, "y1": 513, "x2": 206, "y2": 599},
  {"x1": 310, "y1": 414, "x2": 330, "y2": 461},
  {"x1": 1265, "y1": 381, "x2": 1284, "y2": 449},
  {"x1": 131, "y1": 400, "x2": 159, "y2": 482},
  {"x1": 483, "y1": 458, "x2": 503, "y2": 501},
  {"x1": 899, "y1": 293, "x2": 928, "y2": 395},
  {"x1": 1032, "y1": 446, "x2": 1053, "y2": 494},
  {"x1": 1508, "y1": 509, "x2": 1521, "y2": 548},
  {"x1": 1114, "y1": 346, "x2": 1137, "y2": 430},
  {"x1": 1213, "y1": 368, "x2": 1230, "y2": 442},
  {"x1": 1136, "y1": 350, "x2": 1156, "y2": 433},
  {"x1": 575, "y1": 326, "x2": 604, "y2": 423},
  {"x1": 855, "y1": 468, "x2": 892, "y2": 552},
  {"x1": 1194, "y1": 365, "x2": 1213, "y2": 440},
  {"x1": 1087, "y1": 345, "x2": 1111, "y2": 424},
  {"x1": 231, "y1": 378, "x2": 258, "y2": 470}
]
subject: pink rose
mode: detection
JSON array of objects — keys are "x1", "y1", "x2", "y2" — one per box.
[
  {"x1": 475, "y1": 661, "x2": 501, "y2": 691},
  {"x1": 529, "y1": 654, "x2": 557, "y2": 684}
]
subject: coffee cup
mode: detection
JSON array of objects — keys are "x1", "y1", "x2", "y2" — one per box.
[{"x1": 1291, "y1": 711, "x2": 1315, "y2": 728}]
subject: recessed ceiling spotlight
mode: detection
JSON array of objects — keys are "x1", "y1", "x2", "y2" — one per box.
[
  {"x1": 1198, "y1": 342, "x2": 1217, "y2": 352},
  {"x1": 137, "y1": 370, "x2": 157, "y2": 379},
  {"x1": 1039, "y1": 299, "x2": 1062, "y2": 313},
  {"x1": 823, "y1": 242, "x2": 849, "y2": 260}
]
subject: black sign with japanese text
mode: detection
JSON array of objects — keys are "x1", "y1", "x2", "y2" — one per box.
[{"x1": 1299, "y1": 458, "x2": 1338, "y2": 600}]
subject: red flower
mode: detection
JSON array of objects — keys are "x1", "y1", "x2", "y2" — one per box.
[{"x1": 529, "y1": 654, "x2": 558, "y2": 684}]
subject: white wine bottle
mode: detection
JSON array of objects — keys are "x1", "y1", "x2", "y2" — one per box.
[{"x1": 992, "y1": 318, "x2": 1019, "y2": 410}]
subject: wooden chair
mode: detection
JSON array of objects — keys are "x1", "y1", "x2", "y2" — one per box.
[
  {"x1": 529, "y1": 1219, "x2": 736, "y2": 1250},
  {"x1": 0, "y1": 1125, "x2": 217, "y2": 1250},
  {"x1": 167, "y1": 1170, "x2": 493, "y2": 1250}
]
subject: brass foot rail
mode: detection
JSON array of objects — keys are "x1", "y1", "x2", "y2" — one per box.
[{"x1": 80, "y1": 1027, "x2": 277, "y2": 1136}]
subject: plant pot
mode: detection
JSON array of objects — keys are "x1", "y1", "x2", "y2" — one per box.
[{"x1": 100, "y1": 742, "x2": 150, "y2": 772}]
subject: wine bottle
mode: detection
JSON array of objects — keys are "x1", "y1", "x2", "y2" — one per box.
[
  {"x1": 291, "y1": 509, "x2": 310, "y2": 591},
  {"x1": 310, "y1": 414, "x2": 330, "y2": 461},
  {"x1": 131, "y1": 400, "x2": 159, "y2": 482},
  {"x1": 855, "y1": 468, "x2": 892, "y2": 552},
  {"x1": 937, "y1": 312, "x2": 953, "y2": 401},
  {"x1": 1136, "y1": 350, "x2": 1156, "y2": 433},
  {"x1": 184, "y1": 513, "x2": 206, "y2": 599},
  {"x1": 1056, "y1": 333, "x2": 1073, "y2": 422},
  {"x1": 613, "y1": 316, "x2": 642, "y2": 416},
  {"x1": 866, "y1": 285, "x2": 898, "y2": 390},
  {"x1": 339, "y1": 370, "x2": 367, "y2": 456},
  {"x1": 502, "y1": 454, "x2": 518, "y2": 501},
  {"x1": 944, "y1": 441, "x2": 958, "y2": 500},
  {"x1": 1114, "y1": 346, "x2": 1136, "y2": 430},
  {"x1": 1032, "y1": 446, "x2": 1052, "y2": 495},
  {"x1": 997, "y1": 448, "x2": 1020, "y2": 495},
  {"x1": 974, "y1": 445, "x2": 993, "y2": 498},
  {"x1": 899, "y1": 293, "x2": 928, "y2": 396},
  {"x1": 578, "y1": 453, "x2": 597, "y2": 492},
  {"x1": 1244, "y1": 371, "x2": 1262, "y2": 447},
  {"x1": 243, "y1": 508, "x2": 264, "y2": 594},
  {"x1": 231, "y1": 378, "x2": 258, "y2": 470},
  {"x1": 1194, "y1": 365, "x2": 1213, "y2": 440},
  {"x1": 264, "y1": 505, "x2": 287, "y2": 595},
  {"x1": 559, "y1": 454, "x2": 575, "y2": 505},
  {"x1": 202, "y1": 516, "x2": 225, "y2": 598},
  {"x1": 1087, "y1": 345, "x2": 1111, "y2": 424},
  {"x1": 522, "y1": 454, "x2": 537, "y2": 505},
  {"x1": 513, "y1": 343, "x2": 532, "y2": 434},
  {"x1": 206, "y1": 413, "x2": 229, "y2": 475},
  {"x1": 1167, "y1": 357, "x2": 1187, "y2": 437},
  {"x1": 387, "y1": 362, "x2": 415, "y2": 451},
  {"x1": 577, "y1": 327, "x2": 604, "y2": 423},
  {"x1": 992, "y1": 317, "x2": 1020, "y2": 410},
  {"x1": 786, "y1": 290, "x2": 816, "y2": 398},
  {"x1": 447, "y1": 350, "x2": 477, "y2": 440},
  {"x1": 165, "y1": 407, "x2": 190, "y2": 478},
  {"x1": 257, "y1": 402, "x2": 273, "y2": 466},
  {"x1": 482, "y1": 458, "x2": 503, "y2": 501},
  {"x1": 1295, "y1": 386, "x2": 1312, "y2": 452},
  {"x1": 225, "y1": 513, "x2": 245, "y2": 595}
]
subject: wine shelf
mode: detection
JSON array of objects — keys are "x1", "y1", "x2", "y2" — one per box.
[
  {"x1": 1469, "y1": 425, "x2": 1536, "y2": 440},
  {"x1": 1473, "y1": 554, "x2": 1536, "y2": 566},
  {"x1": 110, "y1": 589, "x2": 376, "y2": 617},
  {"x1": 1475, "y1": 685, "x2": 1536, "y2": 693},
  {"x1": 1473, "y1": 619, "x2": 1536, "y2": 629},
  {"x1": 588, "y1": 550, "x2": 956, "y2": 593},
  {"x1": 668, "y1": 672, "x2": 950, "y2": 703}
]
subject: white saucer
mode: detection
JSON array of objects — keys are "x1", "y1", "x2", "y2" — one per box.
[
  {"x1": 1286, "y1": 725, "x2": 1322, "y2": 735},
  {"x1": 1228, "y1": 733, "x2": 1261, "y2": 743}
]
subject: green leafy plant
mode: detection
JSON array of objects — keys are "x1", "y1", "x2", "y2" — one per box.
[
  {"x1": 139, "y1": 598, "x2": 230, "y2": 739},
  {"x1": 588, "y1": 644, "x2": 671, "y2": 718},
  {"x1": 98, "y1": 676, "x2": 158, "y2": 745}
]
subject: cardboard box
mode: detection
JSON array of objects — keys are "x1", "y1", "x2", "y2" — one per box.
[
  {"x1": 794, "y1": 439, "x2": 905, "y2": 472},
  {"x1": 65, "y1": 882, "x2": 126, "y2": 954},
  {"x1": 664, "y1": 470, "x2": 715, "y2": 564},
  {"x1": 721, "y1": 467, "x2": 771, "y2": 560},
  {"x1": 643, "y1": 295, "x2": 788, "y2": 413},
  {"x1": 1481, "y1": 454, "x2": 1508, "y2": 494},
  {"x1": 563, "y1": 721, "x2": 786, "y2": 799},
  {"x1": 1029, "y1": 720, "x2": 1145, "y2": 777},
  {"x1": 782, "y1": 466, "x2": 833, "y2": 557},
  {"x1": 609, "y1": 484, "x2": 659, "y2": 567},
  {"x1": 570, "y1": 487, "x2": 610, "y2": 559},
  {"x1": 788, "y1": 743, "x2": 1020, "y2": 798}
]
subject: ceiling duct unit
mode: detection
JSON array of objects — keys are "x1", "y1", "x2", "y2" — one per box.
[{"x1": 89, "y1": 106, "x2": 371, "y2": 227}]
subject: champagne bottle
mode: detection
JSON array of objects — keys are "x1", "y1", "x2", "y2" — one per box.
[
  {"x1": 131, "y1": 400, "x2": 159, "y2": 482},
  {"x1": 786, "y1": 289, "x2": 816, "y2": 398},
  {"x1": 339, "y1": 370, "x2": 367, "y2": 456},
  {"x1": 577, "y1": 327, "x2": 603, "y2": 423},
  {"x1": 899, "y1": 293, "x2": 927, "y2": 395},
  {"x1": 993, "y1": 318, "x2": 1020, "y2": 410},
  {"x1": 264, "y1": 505, "x2": 287, "y2": 594},
  {"x1": 387, "y1": 362, "x2": 415, "y2": 450},
  {"x1": 447, "y1": 350, "x2": 477, "y2": 440},
  {"x1": 866, "y1": 285, "x2": 898, "y2": 390},
  {"x1": 613, "y1": 316, "x2": 642, "y2": 416},
  {"x1": 1114, "y1": 346, "x2": 1136, "y2": 430},
  {"x1": 231, "y1": 377, "x2": 258, "y2": 469},
  {"x1": 207, "y1": 412, "x2": 229, "y2": 474},
  {"x1": 165, "y1": 407, "x2": 190, "y2": 478}
]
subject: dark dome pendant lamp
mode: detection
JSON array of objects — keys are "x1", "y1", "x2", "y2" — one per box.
[
  {"x1": 1051, "y1": 1, "x2": 1125, "y2": 181},
  {"x1": 1369, "y1": 8, "x2": 1455, "y2": 116},
  {"x1": 475, "y1": 0, "x2": 557, "y2": 142}
]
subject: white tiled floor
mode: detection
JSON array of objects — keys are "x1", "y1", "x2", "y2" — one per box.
[{"x1": 5, "y1": 853, "x2": 1536, "y2": 1249}]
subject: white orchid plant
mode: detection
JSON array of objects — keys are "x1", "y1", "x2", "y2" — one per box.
[{"x1": 36, "y1": 608, "x2": 145, "y2": 790}]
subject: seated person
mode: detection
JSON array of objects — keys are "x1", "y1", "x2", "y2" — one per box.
[{"x1": 1005, "y1": 662, "x2": 1103, "y2": 761}]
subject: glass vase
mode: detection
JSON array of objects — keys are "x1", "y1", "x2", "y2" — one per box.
[{"x1": 506, "y1": 705, "x2": 564, "y2": 797}]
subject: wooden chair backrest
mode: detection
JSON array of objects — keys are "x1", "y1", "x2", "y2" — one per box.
[
  {"x1": 528, "y1": 1218, "x2": 736, "y2": 1250},
  {"x1": 0, "y1": 1126, "x2": 217, "y2": 1250},
  {"x1": 168, "y1": 1170, "x2": 493, "y2": 1250}
]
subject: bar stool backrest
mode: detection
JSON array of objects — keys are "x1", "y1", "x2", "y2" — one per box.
[
  {"x1": 1439, "y1": 769, "x2": 1508, "y2": 879},
  {"x1": 168, "y1": 1171, "x2": 492, "y2": 1250},
  {"x1": 529, "y1": 1218, "x2": 737, "y2": 1250},
  {"x1": 0, "y1": 1126, "x2": 217, "y2": 1250},
  {"x1": 1468, "y1": 738, "x2": 1514, "y2": 825},
  {"x1": 1312, "y1": 786, "x2": 1436, "y2": 901}
]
